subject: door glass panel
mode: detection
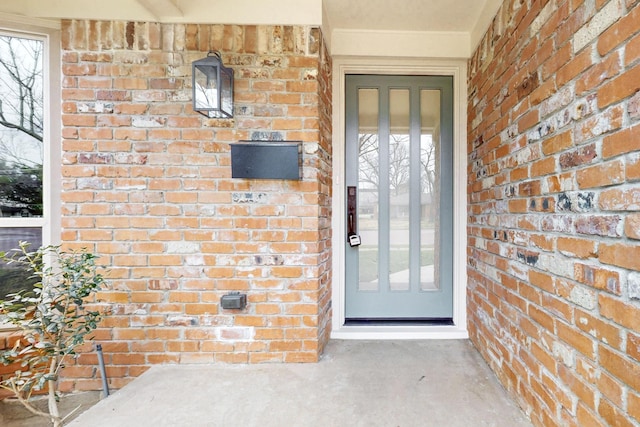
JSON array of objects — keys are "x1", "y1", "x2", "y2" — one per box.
[
  {"x1": 420, "y1": 90, "x2": 440, "y2": 291},
  {"x1": 389, "y1": 89, "x2": 410, "y2": 291},
  {"x1": 357, "y1": 88, "x2": 379, "y2": 292}
]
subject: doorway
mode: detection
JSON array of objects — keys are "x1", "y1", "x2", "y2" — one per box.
[{"x1": 344, "y1": 74, "x2": 454, "y2": 322}]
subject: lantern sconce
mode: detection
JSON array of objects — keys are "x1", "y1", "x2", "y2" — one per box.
[{"x1": 192, "y1": 51, "x2": 234, "y2": 119}]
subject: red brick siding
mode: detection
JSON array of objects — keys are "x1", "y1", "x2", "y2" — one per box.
[
  {"x1": 0, "y1": 332, "x2": 26, "y2": 399},
  {"x1": 59, "y1": 21, "x2": 331, "y2": 392},
  {"x1": 316, "y1": 33, "x2": 333, "y2": 354},
  {"x1": 468, "y1": 0, "x2": 640, "y2": 425}
]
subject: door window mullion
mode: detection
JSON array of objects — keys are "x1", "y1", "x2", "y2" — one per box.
[
  {"x1": 378, "y1": 86, "x2": 390, "y2": 293},
  {"x1": 409, "y1": 84, "x2": 422, "y2": 293}
]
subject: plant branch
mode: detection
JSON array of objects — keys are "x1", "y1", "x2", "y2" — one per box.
[
  {"x1": 1, "y1": 382, "x2": 50, "y2": 418},
  {"x1": 0, "y1": 116, "x2": 43, "y2": 142},
  {"x1": 48, "y1": 355, "x2": 61, "y2": 426}
]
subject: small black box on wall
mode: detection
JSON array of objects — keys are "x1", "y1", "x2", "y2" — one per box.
[
  {"x1": 220, "y1": 292, "x2": 247, "y2": 310},
  {"x1": 230, "y1": 141, "x2": 302, "y2": 180}
]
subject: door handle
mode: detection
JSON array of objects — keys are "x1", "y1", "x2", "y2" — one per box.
[{"x1": 347, "y1": 186, "x2": 361, "y2": 247}]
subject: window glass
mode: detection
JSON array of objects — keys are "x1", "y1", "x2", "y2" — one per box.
[
  {"x1": 0, "y1": 34, "x2": 44, "y2": 217},
  {"x1": 0, "y1": 228, "x2": 41, "y2": 299},
  {"x1": 420, "y1": 90, "x2": 440, "y2": 291},
  {"x1": 0, "y1": 33, "x2": 45, "y2": 300},
  {"x1": 388, "y1": 89, "x2": 410, "y2": 292},
  {"x1": 357, "y1": 88, "x2": 379, "y2": 291}
]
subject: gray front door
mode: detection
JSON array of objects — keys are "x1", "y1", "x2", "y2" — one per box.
[{"x1": 345, "y1": 74, "x2": 454, "y2": 321}]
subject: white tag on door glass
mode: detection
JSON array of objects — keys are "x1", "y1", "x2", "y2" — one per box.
[{"x1": 349, "y1": 234, "x2": 361, "y2": 247}]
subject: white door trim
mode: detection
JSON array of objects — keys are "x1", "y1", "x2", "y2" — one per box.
[{"x1": 330, "y1": 57, "x2": 468, "y2": 340}]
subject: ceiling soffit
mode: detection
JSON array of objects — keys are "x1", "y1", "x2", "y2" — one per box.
[{"x1": 0, "y1": 0, "x2": 501, "y2": 58}]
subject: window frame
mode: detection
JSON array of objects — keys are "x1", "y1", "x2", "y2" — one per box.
[{"x1": 0, "y1": 18, "x2": 61, "y2": 329}]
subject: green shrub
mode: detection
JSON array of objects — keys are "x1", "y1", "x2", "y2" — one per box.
[{"x1": 0, "y1": 242, "x2": 105, "y2": 427}]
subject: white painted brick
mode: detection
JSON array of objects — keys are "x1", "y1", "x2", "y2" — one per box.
[
  {"x1": 473, "y1": 238, "x2": 487, "y2": 250},
  {"x1": 482, "y1": 176, "x2": 495, "y2": 190},
  {"x1": 471, "y1": 113, "x2": 483, "y2": 130},
  {"x1": 510, "y1": 264, "x2": 529, "y2": 281},
  {"x1": 530, "y1": 0, "x2": 556, "y2": 37},
  {"x1": 114, "y1": 182, "x2": 146, "y2": 190},
  {"x1": 217, "y1": 326, "x2": 255, "y2": 342},
  {"x1": 569, "y1": 285, "x2": 597, "y2": 310},
  {"x1": 573, "y1": 0, "x2": 624, "y2": 53},
  {"x1": 185, "y1": 255, "x2": 205, "y2": 266},
  {"x1": 216, "y1": 255, "x2": 253, "y2": 266},
  {"x1": 629, "y1": 272, "x2": 640, "y2": 300},
  {"x1": 132, "y1": 117, "x2": 166, "y2": 128},
  {"x1": 304, "y1": 142, "x2": 319, "y2": 154},
  {"x1": 77, "y1": 177, "x2": 113, "y2": 190},
  {"x1": 167, "y1": 241, "x2": 200, "y2": 253},
  {"x1": 553, "y1": 341, "x2": 575, "y2": 367},
  {"x1": 539, "y1": 253, "x2": 574, "y2": 279},
  {"x1": 540, "y1": 86, "x2": 574, "y2": 117}
]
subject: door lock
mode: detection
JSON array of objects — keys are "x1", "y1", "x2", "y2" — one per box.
[{"x1": 348, "y1": 233, "x2": 361, "y2": 247}]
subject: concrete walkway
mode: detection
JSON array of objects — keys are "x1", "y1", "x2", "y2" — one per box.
[{"x1": 69, "y1": 340, "x2": 531, "y2": 427}]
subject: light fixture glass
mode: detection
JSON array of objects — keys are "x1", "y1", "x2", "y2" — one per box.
[{"x1": 192, "y1": 51, "x2": 234, "y2": 118}]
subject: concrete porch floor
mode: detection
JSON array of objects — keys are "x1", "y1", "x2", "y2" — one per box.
[{"x1": 68, "y1": 340, "x2": 532, "y2": 427}]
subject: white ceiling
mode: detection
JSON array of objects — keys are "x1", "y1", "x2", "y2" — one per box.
[
  {"x1": 324, "y1": 0, "x2": 493, "y2": 33},
  {"x1": 0, "y1": 0, "x2": 501, "y2": 57},
  {"x1": 323, "y1": 0, "x2": 501, "y2": 57}
]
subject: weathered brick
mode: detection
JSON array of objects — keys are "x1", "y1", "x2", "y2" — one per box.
[
  {"x1": 602, "y1": 124, "x2": 640, "y2": 158},
  {"x1": 599, "y1": 293, "x2": 640, "y2": 331},
  {"x1": 626, "y1": 214, "x2": 640, "y2": 239},
  {"x1": 597, "y1": 3, "x2": 640, "y2": 55},
  {"x1": 576, "y1": 160, "x2": 625, "y2": 189},
  {"x1": 628, "y1": 153, "x2": 640, "y2": 181},
  {"x1": 629, "y1": 392, "x2": 640, "y2": 424},
  {"x1": 600, "y1": 242, "x2": 640, "y2": 270},
  {"x1": 559, "y1": 144, "x2": 597, "y2": 169},
  {"x1": 576, "y1": 309, "x2": 623, "y2": 349},
  {"x1": 557, "y1": 321, "x2": 597, "y2": 359},
  {"x1": 56, "y1": 21, "x2": 331, "y2": 395},
  {"x1": 576, "y1": 50, "x2": 622, "y2": 95},
  {"x1": 599, "y1": 185, "x2": 640, "y2": 210},
  {"x1": 598, "y1": 63, "x2": 640, "y2": 109},
  {"x1": 556, "y1": 48, "x2": 593, "y2": 87},
  {"x1": 468, "y1": 2, "x2": 640, "y2": 425},
  {"x1": 541, "y1": 130, "x2": 573, "y2": 155},
  {"x1": 598, "y1": 371, "x2": 625, "y2": 408},
  {"x1": 600, "y1": 345, "x2": 640, "y2": 393},
  {"x1": 627, "y1": 32, "x2": 640, "y2": 66},
  {"x1": 575, "y1": 214, "x2": 622, "y2": 237},
  {"x1": 558, "y1": 364, "x2": 597, "y2": 410},
  {"x1": 558, "y1": 236, "x2": 597, "y2": 258},
  {"x1": 573, "y1": 0, "x2": 624, "y2": 54},
  {"x1": 598, "y1": 397, "x2": 634, "y2": 427}
]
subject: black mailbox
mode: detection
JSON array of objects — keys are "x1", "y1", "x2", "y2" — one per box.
[{"x1": 230, "y1": 141, "x2": 302, "y2": 180}]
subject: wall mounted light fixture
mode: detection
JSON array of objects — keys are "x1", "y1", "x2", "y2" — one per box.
[{"x1": 192, "y1": 51, "x2": 234, "y2": 118}]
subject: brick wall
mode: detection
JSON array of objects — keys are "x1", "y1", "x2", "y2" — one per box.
[
  {"x1": 0, "y1": 332, "x2": 26, "y2": 399},
  {"x1": 468, "y1": 0, "x2": 640, "y2": 425},
  {"x1": 316, "y1": 34, "x2": 333, "y2": 352},
  {"x1": 59, "y1": 20, "x2": 332, "y2": 392}
]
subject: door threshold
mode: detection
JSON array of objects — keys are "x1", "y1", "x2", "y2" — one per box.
[
  {"x1": 331, "y1": 323, "x2": 468, "y2": 340},
  {"x1": 345, "y1": 318, "x2": 454, "y2": 326}
]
